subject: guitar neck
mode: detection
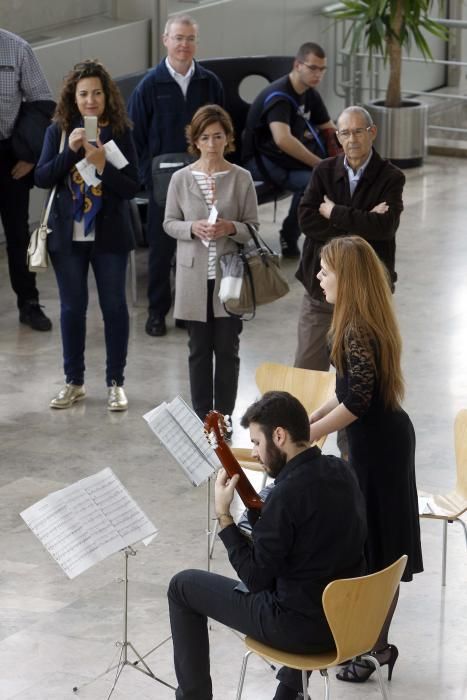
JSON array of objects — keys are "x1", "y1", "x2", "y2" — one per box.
[{"x1": 215, "y1": 442, "x2": 263, "y2": 510}]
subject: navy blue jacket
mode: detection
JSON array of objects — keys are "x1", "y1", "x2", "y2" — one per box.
[
  {"x1": 127, "y1": 59, "x2": 224, "y2": 188},
  {"x1": 35, "y1": 122, "x2": 139, "y2": 254}
]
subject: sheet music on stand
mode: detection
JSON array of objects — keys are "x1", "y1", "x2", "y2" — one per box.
[
  {"x1": 143, "y1": 395, "x2": 221, "y2": 487},
  {"x1": 20, "y1": 468, "x2": 158, "y2": 580}
]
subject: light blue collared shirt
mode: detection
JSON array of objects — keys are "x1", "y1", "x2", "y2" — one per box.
[
  {"x1": 165, "y1": 58, "x2": 195, "y2": 98},
  {"x1": 343, "y1": 150, "x2": 373, "y2": 196}
]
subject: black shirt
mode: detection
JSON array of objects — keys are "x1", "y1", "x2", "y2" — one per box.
[
  {"x1": 242, "y1": 75, "x2": 330, "y2": 169},
  {"x1": 219, "y1": 447, "x2": 366, "y2": 648}
]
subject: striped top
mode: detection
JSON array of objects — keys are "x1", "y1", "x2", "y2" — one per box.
[{"x1": 192, "y1": 170, "x2": 229, "y2": 279}]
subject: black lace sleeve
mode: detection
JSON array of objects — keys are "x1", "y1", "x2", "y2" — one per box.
[{"x1": 341, "y1": 333, "x2": 376, "y2": 417}]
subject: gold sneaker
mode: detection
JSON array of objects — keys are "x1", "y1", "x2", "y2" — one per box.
[
  {"x1": 107, "y1": 382, "x2": 128, "y2": 411},
  {"x1": 50, "y1": 383, "x2": 86, "y2": 409}
]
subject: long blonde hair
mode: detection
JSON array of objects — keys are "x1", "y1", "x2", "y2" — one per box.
[{"x1": 320, "y1": 236, "x2": 404, "y2": 409}]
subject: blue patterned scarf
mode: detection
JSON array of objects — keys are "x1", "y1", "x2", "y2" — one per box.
[{"x1": 70, "y1": 123, "x2": 111, "y2": 236}]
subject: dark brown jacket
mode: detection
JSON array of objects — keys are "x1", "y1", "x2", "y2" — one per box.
[{"x1": 296, "y1": 149, "x2": 405, "y2": 299}]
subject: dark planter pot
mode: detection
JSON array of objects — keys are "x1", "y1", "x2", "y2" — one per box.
[{"x1": 365, "y1": 99, "x2": 427, "y2": 168}]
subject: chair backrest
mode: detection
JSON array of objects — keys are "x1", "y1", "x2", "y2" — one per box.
[
  {"x1": 455, "y1": 409, "x2": 467, "y2": 497},
  {"x1": 198, "y1": 56, "x2": 293, "y2": 164},
  {"x1": 323, "y1": 556, "x2": 407, "y2": 663},
  {"x1": 255, "y1": 362, "x2": 336, "y2": 449},
  {"x1": 115, "y1": 70, "x2": 148, "y2": 104}
]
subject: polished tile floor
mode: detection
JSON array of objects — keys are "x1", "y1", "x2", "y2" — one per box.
[{"x1": 0, "y1": 154, "x2": 466, "y2": 699}]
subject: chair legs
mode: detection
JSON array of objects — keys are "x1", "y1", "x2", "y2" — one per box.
[
  {"x1": 236, "y1": 652, "x2": 331, "y2": 700},
  {"x1": 361, "y1": 654, "x2": 391, "y2": 700},
  {"x1": 442, "y1": 520, "x2": 448, "y2": 587},
  {"x1": 320, "y1": 669, "x2": 330, "y2": 700},
  {"x1": 236, "y1": 650, "x2": 253, "y2": 700},
  {"x1": 461, "y1": 518, "x2": 467, "y2": 548},
  {"x1": 441, "y1": 517, "x2": 467, "y2": 587}
]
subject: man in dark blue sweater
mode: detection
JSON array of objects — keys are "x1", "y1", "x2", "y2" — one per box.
[
  {"x1": 168, "y1": 391, "x2": 367, "y2": 699},
  {"x1": 128, "y1": 14, "x2": 223, "y2": 337}
]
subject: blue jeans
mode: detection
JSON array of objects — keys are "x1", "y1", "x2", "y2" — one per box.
[
  {"x1": 246, "y1": 156, "x2": 312, "y2": 244},
  {"x1": 50, "y1": 244, "x2": 129, "y2": 386}
]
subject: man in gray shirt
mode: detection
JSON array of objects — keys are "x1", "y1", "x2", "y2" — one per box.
[{"x1": 0, "y1": 28, "x2": 54, "y2": 330}]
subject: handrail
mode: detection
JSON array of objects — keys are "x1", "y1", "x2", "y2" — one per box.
[{"x1": 326, "y1": 5, "x2": 467, "y2": 140}]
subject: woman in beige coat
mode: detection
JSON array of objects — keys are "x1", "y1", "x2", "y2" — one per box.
[{"x1": 164, "y1": 105, "x2": 259, "y2": 421}]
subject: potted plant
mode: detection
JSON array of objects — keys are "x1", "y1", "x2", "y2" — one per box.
[{"x1": 326, "y1": 0, "x2": 448, "y2": 166}]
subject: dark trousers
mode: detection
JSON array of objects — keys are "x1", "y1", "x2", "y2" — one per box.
[
  {"x1": 50, "y1": 244, "x2": 129, "y2": 386},
  {"x1": 186, "y1": 280, "x2": 242, "y2": 420},
  {"x1": 147, "y1": 195, "x2": 176, "y2": 316},
  {"x1": 0, "y1": 141, "x2": 39, "y2": 308},
  {"x1": 168, "y1": 569, "x2": 328, "y2": 700},
  {"x1": 246, "y1": 156, "x2": 312, "y2": 245}
]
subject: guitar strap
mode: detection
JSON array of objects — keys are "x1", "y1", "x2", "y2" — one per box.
[{"x1": 263, "y1": 90, "x2": 327, "y2": 158}]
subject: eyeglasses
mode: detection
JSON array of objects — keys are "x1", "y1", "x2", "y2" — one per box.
[
  {"x1": 167, "y1": 34, "x2": 198, "y2": 44},
  {"x1": 336, "y1": 126, "x2": 373, "y2": 139},
  {"x1": 299, "y1": 62, "x2": 327, "y2": 74}
]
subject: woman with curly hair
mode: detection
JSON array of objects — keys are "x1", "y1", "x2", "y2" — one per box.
[
  {"x1": 164, "y1": 104, "x2": 259, "y2": 422},
  {"x1": 35, "y1": 60, "x2": 139, "y2": 410},
  {"x1": 309, "y1": 235, "x2": 423, "y2": 684}
]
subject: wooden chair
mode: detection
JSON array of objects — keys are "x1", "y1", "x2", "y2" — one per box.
[
  {"x1": 236, "y1": 555, "x2": 408, "y2": 700},
  {"x1": 232, "y1": 362, "x2": 336, "y2": 474},
  {"x1": 419, "y1": 409, "x2": 467, "y2": 586}
]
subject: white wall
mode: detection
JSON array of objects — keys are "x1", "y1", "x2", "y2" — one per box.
[{"x1": 0, "y1": 0, "x2": 112, "y2": 35}]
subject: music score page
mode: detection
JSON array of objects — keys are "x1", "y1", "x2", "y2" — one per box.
[
  {"x1": 143, "y1": 396, "x2": 221, "y2": 487},
  {"x1": 20, "y1": 468, "x2": 157, "y2": 579}
]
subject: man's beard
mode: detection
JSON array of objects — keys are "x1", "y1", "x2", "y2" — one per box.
[{"x1": 264, "y1": 439, "x2": 287, "y2": 479}]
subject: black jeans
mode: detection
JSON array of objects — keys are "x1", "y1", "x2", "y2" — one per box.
[
  {"x1": 147, "y1": 195, "x2": 176, "y2": 317},
  {"x1": 168, "y1": 569, "x2": 328, "y2": 700},
  {"x1": 186, "y1": 280, "x2": 242, "y2": 420},
  {"x1": 0, "y1": 141, "x2": 39, "y2": 308}
]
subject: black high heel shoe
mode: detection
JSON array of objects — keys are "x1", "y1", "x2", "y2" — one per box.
[{"x1": 336, "y1": 644, "x2": 399, "y2": 683}]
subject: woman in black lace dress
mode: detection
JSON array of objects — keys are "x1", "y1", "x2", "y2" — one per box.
[{"x1": 309, "y1": 235, "x2": 423, "y2": 684}]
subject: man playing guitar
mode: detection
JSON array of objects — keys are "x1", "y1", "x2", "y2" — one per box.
[{"x1": 168, "y1": 391, "x2": 367, "y2": 700}]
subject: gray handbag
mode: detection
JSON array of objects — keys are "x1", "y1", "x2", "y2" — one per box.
[{"x1": 221, "y1": 224, "x2": 290, "y2": 320}]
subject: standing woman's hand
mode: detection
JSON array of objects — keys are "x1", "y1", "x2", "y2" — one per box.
[
  {"x1": 210, "y1": 218, "x2": 236, "y2": 238},
  {"x1": 191, "y1": 220, "x2": 212, "y2": 241},
  {"x1": 84, "y1": 136, "x2": 106, "y2": 175},
  {"x1": 69, "y1": 128, "x2": 86, "y2": 153}
]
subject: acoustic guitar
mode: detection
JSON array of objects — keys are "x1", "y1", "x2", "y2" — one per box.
[{"x1": 204, "y1": 410, "x2": 263, "y2": 510}]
